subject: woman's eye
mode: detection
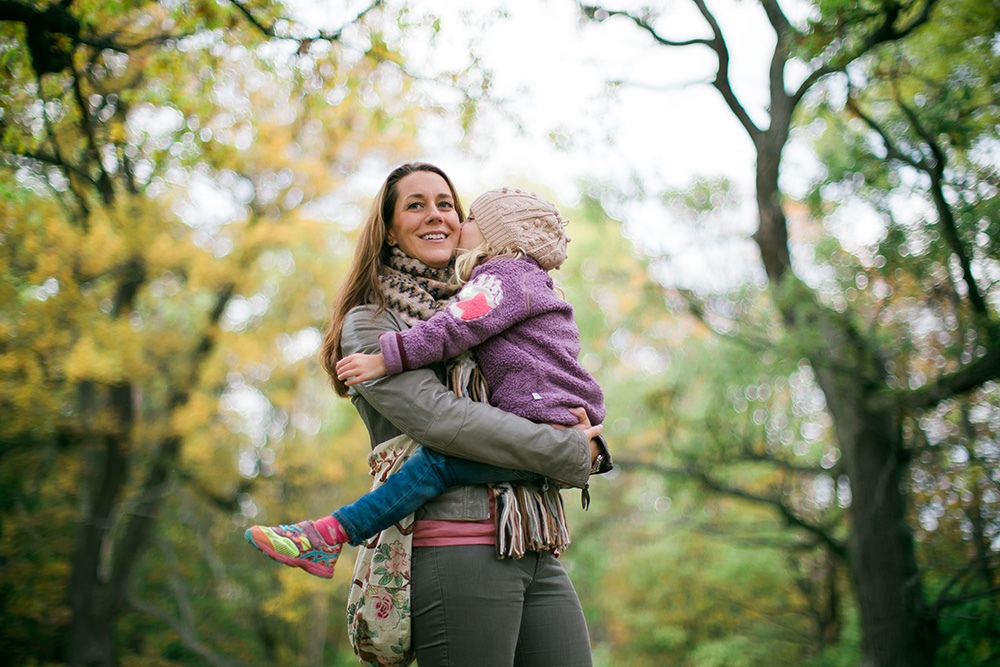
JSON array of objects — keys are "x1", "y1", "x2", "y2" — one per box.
[{"x1": 439, "y1": 201, "x2": 453, "y2": 210}]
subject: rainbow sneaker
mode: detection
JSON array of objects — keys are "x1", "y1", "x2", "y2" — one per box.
[{"x1": 245, "y1": 521, "x2": 342, "y2": 579}]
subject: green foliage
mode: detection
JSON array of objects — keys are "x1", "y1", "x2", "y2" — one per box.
[
  {"x1": 2, "y1": 0, "x2": 997, "y2": 664},
  {"x1": 577, "y1": 0, "x2": 998, "y2": 663},
  {"x1": 796, "y1": 0, "x2": 999, "y2": 662},
  {"x1": 0, "y1": 1, "x2": 426, "y2": 664},
  {"x1": 802, "y1": 12, "x2": 1000, "y2": 650}
]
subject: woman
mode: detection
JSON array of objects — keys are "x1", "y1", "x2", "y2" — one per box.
[{"x1": 321, "y1": 163, "x2": 610, "y2": 666}]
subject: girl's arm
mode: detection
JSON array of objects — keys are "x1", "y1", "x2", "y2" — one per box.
[
  {"x1": 380, "y1": 259, "x2": 542, "y2": 375},
  {"x1": 340, "y1": 305, "x2": 598, "y2": 488}
]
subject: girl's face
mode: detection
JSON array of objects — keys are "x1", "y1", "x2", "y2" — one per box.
[
  {"x1": 388, "y1": 171, "x2": 461, "y2": 268},
  {"x1": 458, "y1": 213, "x2": 485, "y2": 251}
]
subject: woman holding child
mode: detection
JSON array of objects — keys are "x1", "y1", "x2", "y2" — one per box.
[{"x1": 250, "y1": 162, "x2": 611, "y2": 666}]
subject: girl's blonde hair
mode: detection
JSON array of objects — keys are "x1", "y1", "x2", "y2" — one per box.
[
  {"x1": 454, "y1": 243, "x2": 525, "y2": 284},
  {"x1": 453, "y1": 242, "x2": 565, "y2": 299}
]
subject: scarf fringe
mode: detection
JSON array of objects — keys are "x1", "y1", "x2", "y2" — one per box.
[
  {"x1": 492, "y1": 482, "x2": 571, "y2": 559},
  {"x1": 446, "y1": 351, "x2": 490, "y2": 403},
  {"x1": 449, "y1": 350, "x2": 570, "y2": 560}
]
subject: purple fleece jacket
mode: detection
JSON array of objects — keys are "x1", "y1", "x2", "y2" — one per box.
[{"x1": 379, "y1": 257, "x2": 605, "y2": 427}]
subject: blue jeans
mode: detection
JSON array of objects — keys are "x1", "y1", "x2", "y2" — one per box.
[{"x1": 333, "y1": 446, "x2": 542, "y2": 545}]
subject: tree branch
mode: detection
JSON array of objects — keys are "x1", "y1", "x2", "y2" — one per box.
[
  {"x1": 578, "y1": 1, "x2": 760, "y2": 140},
  {"x1": 14, "y1": 147, "x2": 101, "y2": 191},
  {"x1": 869, "y1": 342, "x2": 1000, "y2": 412},
  {"x1": 791, "y1": 0, "x2": 940, "y2": 108},
  {"x1": 69, "y1": 60, "x2": 115, "y2": 205},
  {"x1": 128, "y1": 591, "x2": 247, "y2": 667},
  {"x1": 894, "y1": 94, "x2": 990, "y2": 318},
  {"x1": 227, "y1": 0, "x2": 276, "y2": 36},
  {"x1": 762, "y1": 0, "x2": 795, "y2": 128},
  {"x1": 675, "y1": 287, "x2": 775, "y2": 352},
  {"x1": 36, "y1": 68, "x2": 95, "y2": 222},
  {"x1": 697, "y1": 523, "x2": 828, "y2": 552},
  {"x1": 155, "y1": 534, "x2": 196, "y2": 629},
  {"x1": 845, "y1": 97, "x2": 925, "y2": 171},
  {"x1": 761, "y1": 0, "x2": 793, "y2": 37},
  {"x1": 690, "y1": 0, "x2": 762, "y2": 141},
  {"x1": 932, "y1": 563, "x2": 1000, "y2": 613},
  {"x1": 179, "y1": 469, "x2": 258, "y2": 514},
  {"x1": 0, "y1": 0, "x2": 79, "y2": 74},
  {"x1": 615, "y1": 458, "x2": 848, "y2": 559},
  {"x1": 108, "y1": 283, "x2": 234, "y2": 610},
  {"x1": 734, "y1": 448, "x2": 831, "y2": 476},
  {"x1": 76, "y1": 31, "x2": 197, "y2": 53},
  {"x1": 227, "y1": 0, "x2": 384, "y2": 44},
  {"x1": 578, "y1": 4, "x2": 711, "y2": 47},
  {"x1": 108, "y1": 436, "x2": 180, "y2": 611}
]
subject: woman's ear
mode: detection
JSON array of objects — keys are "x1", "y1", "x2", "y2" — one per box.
[{"x1": 386, "y1": 231, "x2": 397, "y2": 247}]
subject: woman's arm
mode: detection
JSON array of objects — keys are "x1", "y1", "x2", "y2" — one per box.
[{"x1": 340, "y1": 305, "x2": 595, "y2": 488}]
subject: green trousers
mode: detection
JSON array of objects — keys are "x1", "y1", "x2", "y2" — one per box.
[{"x1": 410, "y1": 545, "x2": 593, "y2": 666}]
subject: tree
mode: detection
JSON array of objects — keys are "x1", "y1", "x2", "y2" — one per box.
[
  {"x1": 0, "y1": 1, "x2": 428, "y2": 664},
  {"x1": 806, "y1": 0, "x2": 1000, "y2": 660},
  {"x1": 576, "y1": 0, "x2": 999, "y2": 664},
  {"x1": 551, "y1": 190, "x2": 851, "y2": 664}
]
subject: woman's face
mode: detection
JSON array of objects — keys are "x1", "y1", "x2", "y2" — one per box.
[{"x1": 388, "y1": 171, "x2": 461, "y2": 268}]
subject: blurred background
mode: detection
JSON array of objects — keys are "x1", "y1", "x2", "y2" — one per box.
[{"x1": 1, "y1": 0, "x2": 998, "y2": 665}]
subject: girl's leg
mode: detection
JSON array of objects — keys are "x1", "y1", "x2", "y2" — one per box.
[
  {"x1": 335, "y1": 446, "x2": 540, "y2": 545},
  {"x1": 246, "y1": 448, "x2": 539, "y2": 578}
]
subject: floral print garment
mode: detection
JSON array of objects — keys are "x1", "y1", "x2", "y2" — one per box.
[{"x1": 346, "y1": 435, "x2": 419, "y2": 667}]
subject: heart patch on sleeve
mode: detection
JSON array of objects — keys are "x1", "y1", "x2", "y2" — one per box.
[{"x1": 448, "y1": 274, "x2": 503, "y2": 321}]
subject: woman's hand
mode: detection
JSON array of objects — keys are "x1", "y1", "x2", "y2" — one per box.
[
  {"x1": 551, "y1": 407, "x2": 603, "y2": 465},
  {"x1": 336, "y1": 353, "x2": 388, "y2": 386}
]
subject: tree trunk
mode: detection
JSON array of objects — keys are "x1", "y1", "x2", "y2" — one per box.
[
  {"x1": 754, "y1": 152, "x2": 937, "y2": 664},
  {"x1": 66, "y1": 378, "x2": 183, "y2": 666},
  {"x1": 820, "y1": 378, "x2": 937, "y2": 666},
  {"x1": 67, "y1": 384, "x2": 132, "y2": 667},
  {"x1": 817, "y1": 552, "x2": 841, "y2": 650},
  {"x1": 64, "y1": 279, "x2": 226, "y2": 664},
  {"x1": 66, "y1": 437, "x2": 183, "y2": 666}
]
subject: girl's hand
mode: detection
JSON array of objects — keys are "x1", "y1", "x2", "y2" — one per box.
[{"x1": 335, "y1": 353, "x2": 387, "y2": 386}]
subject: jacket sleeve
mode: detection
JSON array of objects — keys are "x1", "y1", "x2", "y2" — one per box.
[
  {"x1": 380, "y1": 262, "x2": 533, "y2": 374},
  {"x1": 341, "y1": 305, "x2": 593, "y2": 488}
]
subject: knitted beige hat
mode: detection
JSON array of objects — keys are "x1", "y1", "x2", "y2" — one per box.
[{"x1": 468, "y1": 188, "x2": 569, "y2": 270}]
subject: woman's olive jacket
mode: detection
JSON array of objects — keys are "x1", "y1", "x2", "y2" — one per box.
[{"x1": 341, "y1": 305, "x2": 610, "y2": 522}]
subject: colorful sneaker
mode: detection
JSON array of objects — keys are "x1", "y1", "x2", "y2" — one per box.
[{"x1": 245, "y1": 521, "x2": 343, "y2": 579}]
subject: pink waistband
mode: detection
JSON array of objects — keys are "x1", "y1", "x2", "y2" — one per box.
[{"x1": 411, "y1": 495, "x2": 496, "y2": 547}]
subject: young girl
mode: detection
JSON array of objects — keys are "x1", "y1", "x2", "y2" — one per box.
[{"x1": 246, "y1": 187, "x2": 608, "y2": 579}]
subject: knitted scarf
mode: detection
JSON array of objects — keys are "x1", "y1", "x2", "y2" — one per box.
[
  {"x1": 379, "y1": 246, "x2": 456, "y2": 325},
  {"x1": 378, "y1": 247, "x2": 570, "y2": 559}
]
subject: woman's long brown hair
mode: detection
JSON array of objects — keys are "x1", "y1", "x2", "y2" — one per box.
[{"x1": 320, "y1": 162, "x2": 465, "y2": 397}]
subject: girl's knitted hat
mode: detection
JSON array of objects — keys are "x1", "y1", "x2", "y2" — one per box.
[{"x1": 468, "y1": 188, "x2": 569, "y2": 270}]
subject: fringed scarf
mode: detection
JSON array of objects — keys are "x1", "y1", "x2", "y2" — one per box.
[
  {"x1": 378, "y1": 247, "x2": 571, "y2": 559},
  {"x1": 380, "y1": 247, "x2": 491, "y2": 402}
]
